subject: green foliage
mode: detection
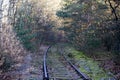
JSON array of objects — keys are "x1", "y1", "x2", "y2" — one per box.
[
  {"x1": 14, "y1": 4, "x2": 37, "y2": 51},
  {"x1": 57, "y1": 2, "x2": 102, "y2": 50},
  {"x1": 14, "y1": 1, "x2": 56, "y2": 51},
  {"x1": 57, "y1": 0, "x2": 120, "y2": 53},
  {"x1": 56, "y1": 11, "x2": 71, "y2": 18}
]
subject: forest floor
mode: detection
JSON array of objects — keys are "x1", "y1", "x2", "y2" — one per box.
[
  {"x1": 1, "y1": 45, "x2": 48, "y2": 80},
  {"x1": 1, "y1": 44, "x2": 119, "y2": 80},
  {"x1": 57, "y1": 43, "x2": 119, "y2": 80},
  {"x1": 89, "y1": 51, "x2": 120, "y2": 79}
]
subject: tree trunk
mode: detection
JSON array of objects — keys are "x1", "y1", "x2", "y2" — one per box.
[{"x1": 0, "y1": 0, "x2": 26, "y2": 60}]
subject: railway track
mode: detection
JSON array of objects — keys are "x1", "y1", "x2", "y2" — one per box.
[{"x1": 43, "y1": 46, "x2": 90, "y2": 80}]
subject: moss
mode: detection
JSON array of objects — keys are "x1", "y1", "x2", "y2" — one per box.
[{"x1": 62, "y1": 45, "x2": 113, "y2": 80}]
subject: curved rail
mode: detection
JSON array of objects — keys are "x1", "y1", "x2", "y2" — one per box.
[
  {"x1": 43, "y1": 46, "x2": 51, "y2": 80},
  {"x1": 60, "y1": 50, "x2": 91, "y2": 80}
]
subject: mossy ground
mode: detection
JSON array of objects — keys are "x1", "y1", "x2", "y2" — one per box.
[{"x1": 58, "y1": 43, "x2": 114, "y2": 80}]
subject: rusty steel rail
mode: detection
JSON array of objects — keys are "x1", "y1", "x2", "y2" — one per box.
[{"x1": 60, "y1": 50, "x2": 91, "y2": 80}]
